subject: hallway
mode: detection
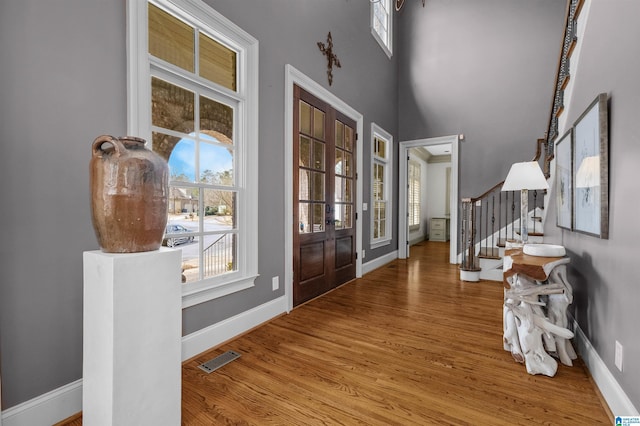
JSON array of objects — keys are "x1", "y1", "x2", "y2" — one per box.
[{"x1": 61, "y1": 242, "x2": 610, "y2": 425}]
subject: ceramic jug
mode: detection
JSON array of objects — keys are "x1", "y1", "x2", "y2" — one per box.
[{"x1": 90, "y1": 135, "x2": 169, "y2": 253}]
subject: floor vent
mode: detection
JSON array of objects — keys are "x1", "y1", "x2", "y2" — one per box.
[{"x1": 198, "y1": 350, "x2": 241, "y2": 374}]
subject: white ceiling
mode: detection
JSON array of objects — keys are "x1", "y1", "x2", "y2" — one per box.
[{"x1": 423, "y1": 144, "x2": 451, "y2": 156}]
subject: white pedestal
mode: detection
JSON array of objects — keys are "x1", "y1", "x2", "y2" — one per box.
[{"x1": 83, "y1": 248, "x2": 182, "y2": 426}]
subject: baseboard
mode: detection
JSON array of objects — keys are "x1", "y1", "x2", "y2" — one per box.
[
  {"x1": 0, "y1": 296, "x2": 288, "y2": 426},
  {"x1": 1, "y1": 379, "x2": 82, "y2": 426},
  {"x1": 409, "y1": 235, "x2": 425, "y2": 246},
  {"x1": 573, "y1": 319, "x2": 639, "y2": 416},
  {"x1": 362, "y1": 250, "x2": 398, "y2": 275},
  {"x1": 181, "y1": 295, "x2": 288, "y2": 361}
]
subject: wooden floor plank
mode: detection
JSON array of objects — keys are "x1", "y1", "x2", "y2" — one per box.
[{"x1": 58, "y1": 242, "x2": 610, "y2": 425}]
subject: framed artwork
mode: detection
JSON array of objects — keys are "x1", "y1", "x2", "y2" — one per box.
[
  {"x1": 572, "y1": 93, "x2": 609, "y2": 239},
  {"x1": 555, "y1": 129, "x2": 573, "y2": 230}
]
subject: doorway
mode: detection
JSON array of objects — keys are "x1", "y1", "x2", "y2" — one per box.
[
  {"x1": 292, "y1": 86, "x2": 357, "y2": 306},
  {"x1": 284, "y1": 65, "x2": 364, "y2": 313},
  {"x1": 398, "y1": 135, "x2": 460, "y2": 264}
]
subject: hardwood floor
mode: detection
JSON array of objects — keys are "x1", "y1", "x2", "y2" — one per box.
[{"x1": 59, "y1": 241, "x2": 611, "y2": 425}]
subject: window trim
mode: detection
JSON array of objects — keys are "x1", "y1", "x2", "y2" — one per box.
[
  {"x1": 370, "y1": 0, "x2": 393, "y2": 59},
  {"x1": 127, "y1": 0, "x2": 259, "y2": 308},
  {"x1": 370, "y1": 123, "x2": 393, "y2": 249}
]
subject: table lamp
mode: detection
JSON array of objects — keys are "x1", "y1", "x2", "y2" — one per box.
[{"x1": 501, "y1": 161, "x2": 549, "y2": 244}]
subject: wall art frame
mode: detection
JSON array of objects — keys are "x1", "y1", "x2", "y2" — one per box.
[
  {"x1": 572, "y1": 93, "x2": 609, "y2": 239},
  {"x1": 555, "y1": 129, "x2": 573, "y2": 230}
]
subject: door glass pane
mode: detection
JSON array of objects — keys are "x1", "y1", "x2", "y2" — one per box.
[
  {"x1": 161, "y1": 134, "x2": 196, "y2": 182},
  {"x1": 200, "y1": 96, "x2": 233, "y2": 140},
  {"x1": 299, "y1": 136, "x2": 311, "y2": 168},
  {"x1": 335, "y1": 121, "x2": 344, "y2": 148},
  {"x1": 313, "y1": 203, "x2": 324, "y2": 232},
  {"x1": 344, "y1": 204, "x2": 352, "y2": 228},
  {"x1": 345, "y1": 126, "x2": 354, "y2": 151},
  {"x1": 335, "y1": 177, "x2": 344, "y2": 202},
  {"x1": 335, "y1": 150, "x2": 343, "y2": 175},
  {"x1": 299, "y1": 202, "x2": 311, "y2": 233},
  {"x1": 312, "y1": 172, "x2": 325, "y2": 201},
  {"x1": 313, "y1": 140, "x2": 325, "y2": 170},
  {"x1": 300, "y1": 101, "x2": 311, "y2": 135},
  {"x1": 344, "y1": 152, "x2": 353, "y2": 177},
  {"x1": 152, "y1": 77, "x2": 195, "y2": 134},
  {"x1": 199, "y1": 32, "x2": 237, "y2": 91},
  {"x1": 313, "y1": 108, "x2": 325, "y2": 140},
  {"x1": 335, "y1": 204, "x2": 344, "y2": 229},
  {"x1": 203, "y1": 189, "x2": 236, "y2": 230},
  {"x1": 299, "y1": 170, "x2": 311, "y2": 201},
  {"x1": 148, "y1": 3, "x2": 194, "y2": 72},
  {"x1": 344, "y1": 179, "x2": 352, "y2": 202},
  {"x1": 202, "y1": 233, "x2": 236, "y2": 279}
]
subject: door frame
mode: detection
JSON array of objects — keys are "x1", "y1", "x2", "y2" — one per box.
[
  {"x1": 398, "y1": 135, "x2": 460, "y2": 264},
  {"x1": 284, "y1": 64, "x2": 364, "y2": 313}
]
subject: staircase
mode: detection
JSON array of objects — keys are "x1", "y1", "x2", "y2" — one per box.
[
  {"x1": 460, "y1": 179, "x2": 548, "y2": 282},
  {"x1": 459, "y1": 0, "x2": 584, "y2": 282}
]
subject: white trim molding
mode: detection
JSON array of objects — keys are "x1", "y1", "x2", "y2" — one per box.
[
  {"x1": 1, "y1": 380, "x2": 82, "y2": 426},
  {"x1": 1, "y1": 297, "x2": 288, "y2": 426},
  {"x1": 399, "y1": 135, "x2": 460, "y2": 264},
  {"x1": 572, "y1": 319, "x2": 639, "y2": 417},
  {"x1": 284, "y1": 64, "x2": 364, "y2": 313},
  {"x1": 181, "y1": 296, "x2": 287, "y2": 361},
  {"x1": 362, "y1": 250, "x2": 398, "y2": 275}
]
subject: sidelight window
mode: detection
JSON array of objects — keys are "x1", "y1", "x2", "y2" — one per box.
[{"x1": 371, "y1": 124, "x2": 392, "y2": 248}]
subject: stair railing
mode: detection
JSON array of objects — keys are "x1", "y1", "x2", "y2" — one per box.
[
  {"x1": 203, "y1": 233, "x2": 235, "y2": 277},
  {"x1": 460, "y1": 155, "x2": 546, "y2": 276}
]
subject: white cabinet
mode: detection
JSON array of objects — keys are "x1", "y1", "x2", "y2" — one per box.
[{"x1": 429, "y1": 217, "x2": 450, "y2": 242}]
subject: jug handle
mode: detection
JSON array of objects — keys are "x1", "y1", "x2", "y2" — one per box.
[{"x1": 92, "y1": 135, "x2": 125, "y2": 158}]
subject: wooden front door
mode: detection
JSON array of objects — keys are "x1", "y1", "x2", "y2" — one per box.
[{"x1": 293, "y1": 86, "x2": 357, "y2": 307}]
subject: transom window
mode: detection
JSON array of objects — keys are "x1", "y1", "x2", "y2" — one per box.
[
  {"x1": 129, "y1": 0, "x2": 259, "y2": 307},
  {"x1": 371, "y1": 0, "x2": 393, "y2": 58},
  {"x1": 371, "y1": 124, "x2": 392, "y2": 248}
]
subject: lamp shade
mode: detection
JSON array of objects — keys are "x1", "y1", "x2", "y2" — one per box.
[{"x1": 501, "y1": 161, "x2": 549, "y2": 191}]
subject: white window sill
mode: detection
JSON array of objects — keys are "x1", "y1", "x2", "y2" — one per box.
[
  {"x1": 370, "y1": 238, "x2": 392, "y2": 250},
  {"x1": 182, "y1": 274, "x2": 258, "y2": 308}
]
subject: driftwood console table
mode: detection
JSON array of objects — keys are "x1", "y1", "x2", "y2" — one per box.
[{"x1": 502, "y1": 248, "x2": 577, "y2": 376}]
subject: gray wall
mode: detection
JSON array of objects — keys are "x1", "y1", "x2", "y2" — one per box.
[
  {"x1": 543, "y1": 0, "x2": 640, "y2": 408},
  {"x1": 397, "y1": 0, "x2": 566, "y2": 197},
  {"x1": 0, "y1": 0, "x2": 398, "y2": 409}
]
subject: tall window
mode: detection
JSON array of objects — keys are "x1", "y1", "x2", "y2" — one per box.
[
  {"x1": 371, "y1": 124, "x2": 392, "y2": 248},
  {"x1": 371, "y1": 0, "x2": 393, "y2": 58},
  {"x1": 408, "y1": 160, "x2": 421, "y2": 230},
  {"x1": 129, "y1": 0, "x2": 259, "y2": 307}
]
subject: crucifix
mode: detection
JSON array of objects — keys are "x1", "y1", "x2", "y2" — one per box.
[{"x1": 317, "y1": 32, "x2": 341, "y2": 86}]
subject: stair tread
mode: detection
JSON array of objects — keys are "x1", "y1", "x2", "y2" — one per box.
[{"x1": 478, "y1": 248, "x2": 501, "y2": 260}]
